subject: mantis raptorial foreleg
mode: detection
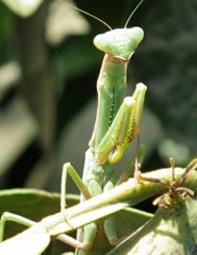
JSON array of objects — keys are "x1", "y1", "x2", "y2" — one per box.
[
  {"x1": 94, "y1": 96, "x2": 136, "y2": 165},
  {"x1": 95, "y1": 83, "x2": 147, "y2": 165}
]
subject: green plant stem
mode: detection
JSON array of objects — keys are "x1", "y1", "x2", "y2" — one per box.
[{"x1": 40, "y1": 167, "x2": 197, "y2": 236}]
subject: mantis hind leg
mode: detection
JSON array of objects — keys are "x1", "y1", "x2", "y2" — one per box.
[
  {"x1": 0, "y1": 212, "x2": 35, "y2": 242},
  {"x1": 60, "y1": 163, "x2": 97, "y2": 251},
  {"x1": 57, "y1": 222, "x2": 97, "y2": 252},
  {"x1": 75, "y1": 223, "x2": 97, "y2": 254},
  {"x1": 103, "y1": 181, "x2": 119, "y2": 246}
]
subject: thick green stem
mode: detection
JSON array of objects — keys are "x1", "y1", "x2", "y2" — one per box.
[{"x1": 40, "y1": 167, "x2": 197, "y2": 236}]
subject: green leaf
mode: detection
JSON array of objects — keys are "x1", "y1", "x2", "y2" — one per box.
[
  {"x1": 0, "y1": 0, "x2": 43, "y2": 17},
  {"x1": 114, "y1": 207, "x2": 153, "y2": 238},
  {"x1": 0, "y1": 224, "x2": 50, "y2": 255},
  {"x1": 76, "y1": 207, "x2": 153, "y2": 255},
  {"x1": 0, "y1": 188, "x2": 78, "y2": 238},
  {"x1": 109, "y1": 197, "x2": 197, "y2": 255}
]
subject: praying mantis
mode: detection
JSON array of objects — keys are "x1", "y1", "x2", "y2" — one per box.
[
  {"x1": 0, "y1": 2, "x2": 148, "y2": 255},
  {"x1": 1, "y1": 3, "x2": 197, "y2": 255},
  {"x1": 65, "y1": 4, "x2": 147, "y2": 254}
]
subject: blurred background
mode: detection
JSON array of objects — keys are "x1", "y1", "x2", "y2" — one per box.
[{"x1": 0, "y1": 0, "x2": 196, "y2": 194}]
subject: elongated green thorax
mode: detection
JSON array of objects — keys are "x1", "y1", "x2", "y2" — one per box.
[{"x1": 94, "y1": 54, "x2": 127, "y2": 148}]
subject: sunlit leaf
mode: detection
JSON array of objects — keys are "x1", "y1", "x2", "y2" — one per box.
[
  {"x1": 1, "y1": 0, "x2": 43, "y2": 17},
  {"x1": 109, "y1": 197, "x2": 197, "y2": 255},
  {"x1": 0, "y1": 188, "x2": 78, "y2": 238},
  {"x1": 0, "y1": 224, "x2": 50, "y2": 255}
]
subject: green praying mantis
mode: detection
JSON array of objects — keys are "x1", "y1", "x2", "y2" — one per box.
[
  {"x1": 0, "y1": 2, "x2": 148, "y2": 255},
  {"x1": 59, "y1": 19, "x2": 146, "y2": 254},
  {"x1": 65, "y1": 4, "x2": 147, "y2": 254}
]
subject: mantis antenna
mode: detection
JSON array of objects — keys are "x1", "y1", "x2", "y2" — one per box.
[
  {"x1": 124, "y1": 0, "x2": 144, "y2": 28},
  {"x1": 66, "y1": 2, "x2": 112, "y2": 31}
]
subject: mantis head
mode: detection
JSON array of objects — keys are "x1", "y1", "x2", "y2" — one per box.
[{"x1": 93, "y1": 27, "x2": 144, "y2": 60}]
